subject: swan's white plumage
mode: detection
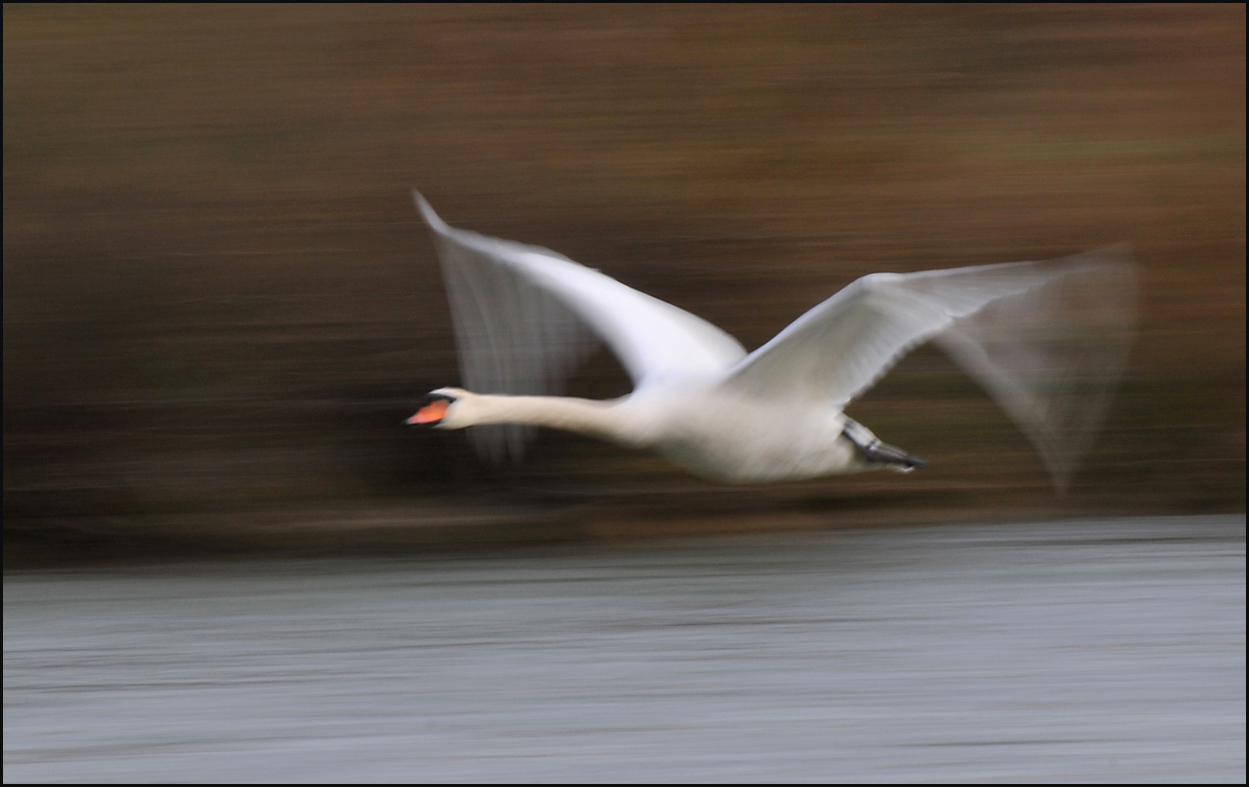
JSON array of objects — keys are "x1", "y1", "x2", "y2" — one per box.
[
  {"x1": 413, "y1": 191, "x2": 1136, "y2": 489},
  {"x1": 415, "y1": 193, "x2": 746, "y2": 461},
  {"x1": 722, "y1": 262, "x2": 1061, "y2": 407},
  {"x1": 416, "y1": 194, "x2": 745, "y2": 386}
]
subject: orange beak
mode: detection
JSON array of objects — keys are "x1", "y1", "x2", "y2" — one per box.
[{"x1": 406, "y1": 399, "x2": 449, "y2": 425}]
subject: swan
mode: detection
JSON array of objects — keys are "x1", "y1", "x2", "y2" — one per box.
[{"x1": 407, "y1": 191, "x2": 1136, "y2": 490}]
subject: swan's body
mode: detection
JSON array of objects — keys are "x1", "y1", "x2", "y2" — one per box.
[
  {"x1": 409, "y1": 192, "x2": 1135, "y2": 489},
  {"x1": 421, "y1": 384, "x2": 870, "y2": 483}
]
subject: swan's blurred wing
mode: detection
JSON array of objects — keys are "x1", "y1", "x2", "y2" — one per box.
[
  {"x1": 722, "y1": 246, "x2": 1136, "y2": 490},
  {"x1": 415, "y1": 192, "x2": 746, "y2": 461},
  {"x1": 933, "y1": 246, "x2": 1136, "y2": 491}
]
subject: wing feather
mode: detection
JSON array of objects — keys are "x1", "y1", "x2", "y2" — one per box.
[
  {"x1": 415, "y1": 192, "x2": 747, "y2": 460},
  {"x1": 722, "y1": 260, "x2": 1061, "y2": 406},
  {"x1": 934, "y1": 246, "x2": 1136, "y2": 491},
  {"x1": 722, "y1": 245, "x2": 1137, "y2": 489}
]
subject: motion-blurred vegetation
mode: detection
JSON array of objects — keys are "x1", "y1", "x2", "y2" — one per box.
[{"x1": 4, "y1": 5, "x2": 1244, "y2": 559}]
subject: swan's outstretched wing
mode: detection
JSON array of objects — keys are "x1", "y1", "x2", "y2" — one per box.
[
  {"x1": 415, "y1": 192, "x2": 746, "y2": 460},
  {"x1": 721, "y1": 245, "x2": 1136, "y2": 489},
  {"x1": 932, "y1": 246, "x2": 1136, "y2": 491}
]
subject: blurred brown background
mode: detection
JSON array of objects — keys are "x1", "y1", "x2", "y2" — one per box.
[{"x1": 4, "y1": 5, "x2": 1244, "y2": 559}]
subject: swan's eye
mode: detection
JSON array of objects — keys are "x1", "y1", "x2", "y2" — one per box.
[{"x1": 407, "y1": 399, "x2": 450, "y2": 425}]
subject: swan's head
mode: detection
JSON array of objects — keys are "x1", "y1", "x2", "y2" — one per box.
[{"x1": 405, "y1": 387, "x2": 476, "y2": 429}]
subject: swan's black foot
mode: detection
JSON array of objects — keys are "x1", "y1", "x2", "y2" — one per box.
[{"x1": 842, "y1": 418, "x2": 928, "y2": 473}]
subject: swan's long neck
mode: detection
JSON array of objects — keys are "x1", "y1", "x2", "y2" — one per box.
[{"x1": 459, "y1": 394, "x2": 645, "y2": 447}]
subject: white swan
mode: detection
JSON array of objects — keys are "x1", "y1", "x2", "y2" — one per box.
[{"x1": 407, "y1": 192, "x2": 1136, "y2": 490}]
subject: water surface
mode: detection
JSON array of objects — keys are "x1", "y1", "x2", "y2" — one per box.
[{"x1": 5, "y1": 516, "x2": 1244, "y2": 782}]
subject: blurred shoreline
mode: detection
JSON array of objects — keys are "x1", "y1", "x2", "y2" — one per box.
[{"x1": 1, "y1": 490, "x2": 1205, "y2": 570}]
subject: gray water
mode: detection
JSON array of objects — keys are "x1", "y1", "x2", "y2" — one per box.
[{"x1": 4, "y1": 516, "x2": 1245, "y2": 783}]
